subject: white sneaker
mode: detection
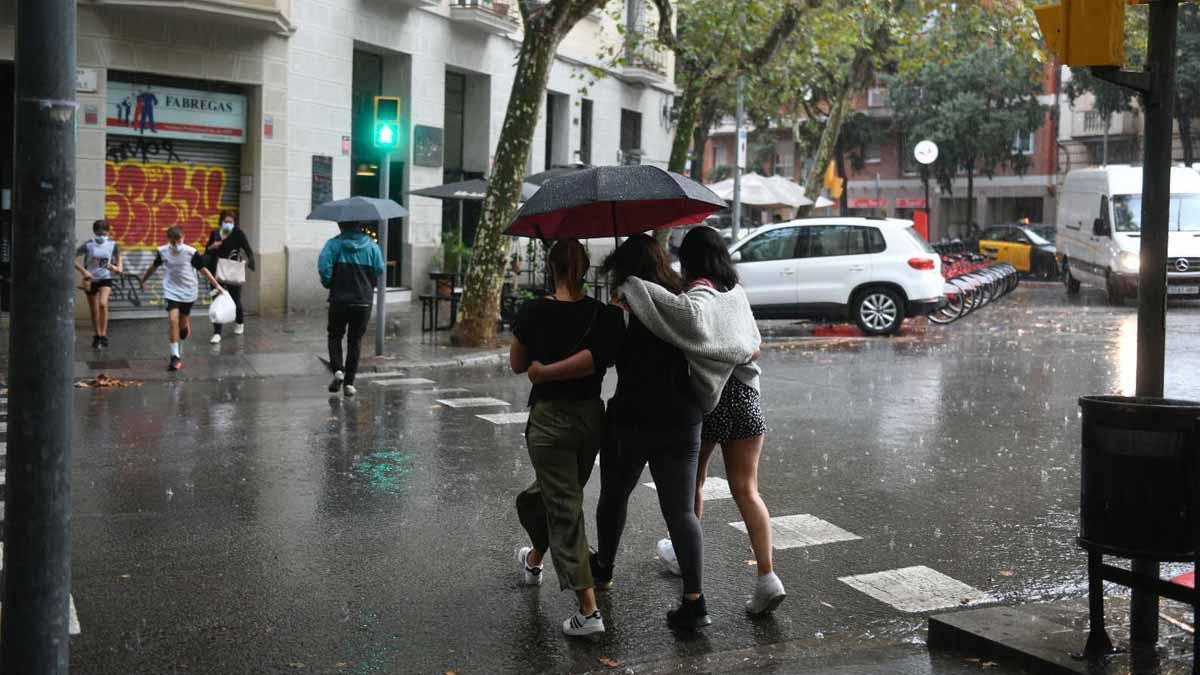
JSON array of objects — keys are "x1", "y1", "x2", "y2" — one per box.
[
  {"x1": 516, "y1": 546, "x2": 543, "y2": 586},
  {"x1": 657, "y1": 538, "x2": 681, "y2": 576},
  {"x1": 746, "y1": 572, "x2": 787, "y2": 616},
  {"x1": 209, "y1": 333, "x2": 222, "y2": 344},
  {"x1": 343, "y1": 384, "x2": 357, "y2": 397},
  {"x1": 233, "y1": 323, "x2": 244, "y2": 335},
  {"x1": 562, "y1": 610, "x2": 605, "y2": 637}
]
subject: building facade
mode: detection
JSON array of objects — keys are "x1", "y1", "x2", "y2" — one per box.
[{"x1": 0, "y1": 0, "x2": 674, "y2": 317}]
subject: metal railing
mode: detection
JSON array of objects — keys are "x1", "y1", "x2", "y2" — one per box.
[{"x1": 625, "y1": 42, "x2": 668, "y2": 75}]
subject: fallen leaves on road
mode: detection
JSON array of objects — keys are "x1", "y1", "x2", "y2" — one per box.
[
  {"x1": 997, "y1": 570, "x2": 1015, "y2": 577},
  {"x1": 75, "y1": 373, "x2": 142, "y2": 388},
  {"x1": 598, "y1": 656, "x2": 621, "y2": 667}
]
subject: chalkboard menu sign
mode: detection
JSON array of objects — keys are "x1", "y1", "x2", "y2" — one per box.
[{"x1": 311, "y1": 155, "x2": 333, "y2": 209}]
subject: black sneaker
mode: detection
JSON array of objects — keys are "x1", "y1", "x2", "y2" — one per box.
[
  {"x1": 100, "y1": 336, "x2": 109, "y2": 349},
  {"x1": 92, "y1": 335, "x2": 101, "y2": 349},
  {"x1": 667, "y1": 594, "x2": 712, "y2": 629},
  {"x1": 590, "y1": 551, "x2": 613, "y2": 591},
  {"x1": 167, "y1": 356, "x2": 182, "y2": 372}
]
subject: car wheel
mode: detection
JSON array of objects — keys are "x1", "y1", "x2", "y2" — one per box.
[
  {"x1": 853, "y1": 287, "x2": 904, "y2": 336},
  {"x1": 1063, "y1": 260, "x2": 1081, "y2": 295},
  {"x1": 1105, "y1": 272, "x2": 1126, "y2": 306}
]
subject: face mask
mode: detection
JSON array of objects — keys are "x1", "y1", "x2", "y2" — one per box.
[
  {"x1": 221, "y1": 222, "x2": 234, "y2": 234},
  {"x1": 94, "y1": 235, "x2": 107, "y2": 244}
]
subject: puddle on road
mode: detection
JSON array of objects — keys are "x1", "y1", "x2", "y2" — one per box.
[{"x1": 352, "y1": 451, "x2": 414, "y2": 494}]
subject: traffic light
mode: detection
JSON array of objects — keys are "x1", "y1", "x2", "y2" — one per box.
[
  {"x1": 373, "y1": 96, "x2": 401, "y2": 151},
  {"x1": 1034, "y1": 0, "x2": 1125, "y2": 67}
]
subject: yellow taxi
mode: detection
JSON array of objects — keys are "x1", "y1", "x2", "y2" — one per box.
[{"x1": 977, "y1": 222, "x2": 1060, "y2": 280}]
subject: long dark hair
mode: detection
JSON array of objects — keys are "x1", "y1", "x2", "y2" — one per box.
[
  {"x1": 679, "y1": 226, "x2": 738, "y2": 291},
  {"x1": 548, "y1": 239, "x2": 589, "y2": 296},
  {"x1": 602, "y1": 234, "x2": 682, "y2": 294}
]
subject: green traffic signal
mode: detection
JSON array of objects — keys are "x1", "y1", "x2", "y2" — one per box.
[
  {"x1": 375, "y1": 122, "x2": 398, "y2": 149},
  {"x1": 373, "y1": 96, "x2": 402, "y2": 151}
]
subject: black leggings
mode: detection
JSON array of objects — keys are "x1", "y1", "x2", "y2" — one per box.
[
  {"x1": 213, "y1": 284, "x2": 244, "y2": 334},
  {"x1": 596, "y1": 423, "x2": 703, "y2": 595},
  {"x1": 328, "y1": 303, "x2": 371, "y2": 384}
]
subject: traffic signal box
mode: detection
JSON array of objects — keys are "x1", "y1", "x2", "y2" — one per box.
[
  {"x1": 373, "y1": 96, "x2": 401, "y2": 151},
  {"x1": 1034, "y1": 0, "x2": 1127, "y2": 67}
]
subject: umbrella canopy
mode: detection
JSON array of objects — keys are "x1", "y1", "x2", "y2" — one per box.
[
  {"x1": 814, "y1": 195, "x2": 837, "y2": 209},
  {"x1": 506, "y1": 165, "x2": 725, "y2": 240},
  {"x1": 525, "y1": 163, "x2": 591, "y2": 186},
  {"x1": 764, "y1": 175, "x2": 815, "y2": 207},
  {"x1": 307, "y1": 196, "x2": 408, "y2": 222},
  {"x1": 707, "y1": 173, "x2": 805, "y2": 208},
  {"x1": 411, "y1": 177, "x2": 539, "y2": 202}
]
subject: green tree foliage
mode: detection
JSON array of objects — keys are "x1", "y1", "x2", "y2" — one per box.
[{"x1": 887, "y1": 4, "x2": 1047, "y2": 230}]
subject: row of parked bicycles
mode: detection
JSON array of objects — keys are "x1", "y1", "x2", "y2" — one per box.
[{"x1": 928, "y1": 242, "x2": 1021, "y2": 325}]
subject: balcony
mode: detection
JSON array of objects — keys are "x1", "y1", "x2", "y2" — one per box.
[
  {"x1": 622, "y1": 44, "x2": 668, "y2": 85},
  {"x1": 91, "y1": 0, "x2": 293, "y2": 33},
  {"x1": 1074, "y1": 110, "x2": 1140, "y2": 138},
  {"x1": 395, "y1": 0, "x2": 442, "y2": 6},
  {"x1": 450, "y1": 0, "x2": 520, "y2": 35}
]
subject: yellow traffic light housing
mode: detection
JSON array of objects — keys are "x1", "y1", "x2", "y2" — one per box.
[
  {"x1": 1034, "y1": 0, "x2": 1125, "y2": 67},
  {"x1": 373, "y1": 96, "x2": 401, "y2": 151}
]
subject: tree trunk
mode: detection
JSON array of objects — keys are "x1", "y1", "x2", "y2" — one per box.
[
  {"x1": 452, "y1": 25, "x2": 561, "y2": 347},
  {"x1": 797, "y1": 86, "x2": 852, "y2": 217},
  {"x1": 691, "y1": 98, "x2": 719, "y2": 182},
  {"x1": 835, "y1": 137, "x2": 848, "y2": 214},
  {"x1": 1178, "y1": 96, "x2": 1196, "y2": 167},
  {"x1": 668, "y1": 81, "x2": 700, "y2": 174}
]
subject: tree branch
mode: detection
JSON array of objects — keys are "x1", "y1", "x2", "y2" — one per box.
[{"x1": 646, "y1": 0, "x2": 677, "y2": 51}]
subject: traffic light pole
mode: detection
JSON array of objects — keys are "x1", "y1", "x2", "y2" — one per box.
[
  {"x1": 2, "y1": 1, "x2": 77, "y2": 673},
  {"x1": 376, "y1": 153, "x2": 390, "y2": 356},
  {"x1": 1093, "y1": 0, "x2": 1181, "y2": 650}
]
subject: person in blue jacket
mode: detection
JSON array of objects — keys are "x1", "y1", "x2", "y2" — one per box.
[{"x1": 318, "y1": 221, "x2": 384, "y2": 397}]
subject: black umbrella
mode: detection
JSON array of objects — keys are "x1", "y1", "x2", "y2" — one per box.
[
  {"x1": 307, "y1": 196, "x2": 408, "y2": 222},
  {"x1": 410, "y1": 177, "x2": 540, "y2": 202},
  {"x1": 525, "y1": 163, "x2": 592, "y2": 186},
  {"x1": 505, "y1": 165, "x2": 725, "y2": 240}
]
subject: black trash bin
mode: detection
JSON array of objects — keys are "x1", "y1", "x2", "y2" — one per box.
[
  {"x1": 1079, "y1": 395, "x2": 1200, "y2": 561},
  {"x1": 1077, "y1": 395, "x2": 1200, "y2": 665}
]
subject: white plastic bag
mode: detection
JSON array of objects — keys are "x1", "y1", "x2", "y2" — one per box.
[{"x1": 208, "y1": 291, "x2": 236, "y2": 325}]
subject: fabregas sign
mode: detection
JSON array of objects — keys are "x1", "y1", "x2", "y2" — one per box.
[{"x1": 107, "y1": 82, "x2": 247, "y2": 144}]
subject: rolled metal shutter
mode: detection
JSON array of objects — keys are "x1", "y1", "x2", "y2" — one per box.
[{"x1": 104, "y1": 136, "x2": 241, "y2": 314}]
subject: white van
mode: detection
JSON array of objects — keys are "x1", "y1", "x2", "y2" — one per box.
[{"x1": 1057, "y1": 165, "x2": 1200, "y2": 304}]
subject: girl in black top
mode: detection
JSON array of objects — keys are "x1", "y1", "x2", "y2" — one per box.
[
  {"x1": 536, "y1": 235, "x2": 711, "y2": 629},
  {"x1": 510, "y1": 239, "x2": 623, "y2": 638},
  {"x1": 204, "y1": 210, "x2": 256, "y2": 343}
]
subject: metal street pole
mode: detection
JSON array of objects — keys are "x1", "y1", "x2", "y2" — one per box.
[
  {"x1": 376, "y1": 154, "x2": 390, "y2": 356},
  {"x1": 2, "y1": 1, "x2": 77, "y2": 673},
  {"x1": 1129, "y1": 0, "x2": 1180, "y2": 648},
  {"x1": 732, "y1": 76, "x2": 744, "y2": 242}
]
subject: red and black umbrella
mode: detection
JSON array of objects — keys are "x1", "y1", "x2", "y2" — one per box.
[{"x1": 505, "y1": 165, "x2": 725, "y2": 240}]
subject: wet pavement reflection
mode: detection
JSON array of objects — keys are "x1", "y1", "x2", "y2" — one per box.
[{"x1": 65, "y1": 286, "x2": 1200, "y2": 674}]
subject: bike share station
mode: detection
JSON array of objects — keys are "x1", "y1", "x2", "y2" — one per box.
[{"x1": 928, "y1": 1, "x2": 1200, "y2": 673}]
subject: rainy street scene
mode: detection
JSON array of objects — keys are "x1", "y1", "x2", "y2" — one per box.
[{"x1": 6, "y1": 0, "x2": 1200, "y2": 674}]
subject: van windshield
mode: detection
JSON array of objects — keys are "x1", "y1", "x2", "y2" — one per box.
[{"x1": 1112, "y1": 194, "x2": 1200, "y2": 233}]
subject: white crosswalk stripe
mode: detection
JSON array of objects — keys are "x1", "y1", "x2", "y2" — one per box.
[
  {"x1": 838, "y1": 565, "x2": 991, "y2": 613},
  {"x1": 411, "y1": 387, "x2": 471, "y2": 395},
  {"x1": 644, "y1": 476, "x2": 733, "y2": 501},
  {"x1": 730, "y1": 513, "x2": 861, "y2": 550},
  {"x1": 369, "y1": 378, "x2": 436, "y2": 387},
  {"x1": 476, "y1": 412, "x2": 529, "y2": 425},
  {"x1": 435, "y1": 397, "x2": 510, "y2": 409}
]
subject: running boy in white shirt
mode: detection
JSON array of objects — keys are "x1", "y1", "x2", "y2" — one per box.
[
  {"x1": 140, "y1": 226, "x2": 224, "y2": 371},
  {"x1": 75, "y1": 219, "x2": 122, "y2": 349}
]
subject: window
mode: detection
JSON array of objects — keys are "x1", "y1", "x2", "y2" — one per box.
[
  {"x1": 805, "y1": 226, "x2": 879, "y2": 258},
  {"x1": 868, "y1": 88, "x2": 888, "y2": 108},
  {"x1": 579, "y1": 99, "x2": 593, "y2": 165},
  {"x1": 773, "y1": 140, "x2": 794, "y2": 178},
  {"x1": 620, "y1": 109, "x2": 642, "y2": 164},
  {"x1": 713, "y1": 144, "x2": 728, "y2": 167},
  {"x1": 864, "y1": 142, "x2": 882, "y2": 164},
  {"x1": 737, "y1": 227, "x2": 801, "y2": 263},
  {"x1": 1013, "y1": 130, "x2": 1035, "y2": 156}
]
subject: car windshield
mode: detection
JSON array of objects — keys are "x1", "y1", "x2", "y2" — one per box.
[
  {"x1": 1031, "y1": 226, "x2": 1056, "y2": 244},
  {"x1": 1112, "y1": 194, "x2": 1200, "y2": 233},
  {"x1": 1022, "y1": 227, "x2": 1051, "y2": 246},
  {"x1": 906, "y1": 226, "x2": 936, "y2": 253}
]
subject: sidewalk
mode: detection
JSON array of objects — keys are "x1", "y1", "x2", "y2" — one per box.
[{"x1": 0, "y1": 304, "x2": 509, "y2": 382}]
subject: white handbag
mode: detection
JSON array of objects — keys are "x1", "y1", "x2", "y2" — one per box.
[{"x1": 216, "y1": 250, "x2": 247, "y2": 286}]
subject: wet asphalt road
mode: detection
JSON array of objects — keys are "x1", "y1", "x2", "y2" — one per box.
[{"x1": 59, "y1": 285, "x2": 1200, "y2": 674}]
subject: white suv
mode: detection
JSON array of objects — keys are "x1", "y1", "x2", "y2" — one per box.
[{"x1": 728, "y1": 217, "x2": 944, "y2": 335}]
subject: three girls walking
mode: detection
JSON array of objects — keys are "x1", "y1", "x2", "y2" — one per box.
[{"x1": 511, "y1": 229, "x2": 784, "y2": 637}]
